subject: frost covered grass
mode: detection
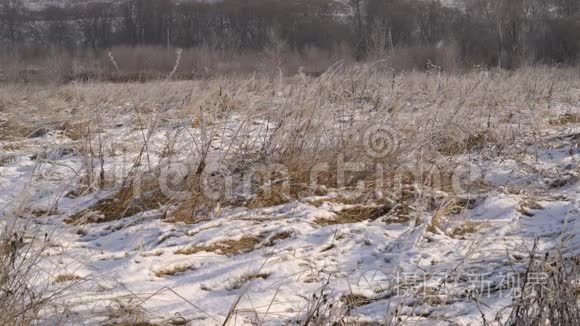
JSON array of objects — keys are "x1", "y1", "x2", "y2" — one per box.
[
  {"x1": 0, "y1": 65, "x2": 579, "y2": 324},
  {"x1": 0, "y1": 217, "x2": 82, "y2": 325}
]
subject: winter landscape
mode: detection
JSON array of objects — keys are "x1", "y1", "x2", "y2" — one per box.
[{"x1": 1, "y1": 0, "x2": 579, "y2": 325}]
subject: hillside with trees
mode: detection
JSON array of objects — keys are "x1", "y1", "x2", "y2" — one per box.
[{"x1": 0, "y1": 0, "x2": 579, "y2": 81}]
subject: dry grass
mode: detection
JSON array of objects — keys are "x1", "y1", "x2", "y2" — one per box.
[
  {"x1": 153, "y1": 263, "x2": 195, "y2": 277},
  {"x1": 247, "y1": 182, "x2": 311, "y2": 209},
  {"x1": 54, "y1": 273, "x2": 82, "y2": 283},
  {"x1": 450, "y1": 221, "x2": 487, "y2": 238},
  {"x1": 0, "y1": 143, "x2": 25, "y2": 152},
  {"x1": 174, "y1": 235, "x2": 262, "y2": 256},
  {"x1": 227, "y1": 272, "x2": 271, "y2": 290},
  {"x1": 549, "y1": 113, "x2": 580, "y2": 125},
  {"x1": 0, "y1": 121, "x2": 34, "y2": 141},
  {"x1": 62, "y1": 120, "x2": 90, "y2": 141},
  {"x1": 427, "y1": 199, "x2": 464, "y2": 234},
  {"x1": 314, "y1": 204, "x2": 393, "y2": 226},
  {"x1": 66, "y1": 180, "x2": 170, "y2": 224},
  {"x1": 437, "y1": 130, "x2": 497, "y2": 156},
  {"x1": 168, "y1": 194, "x2": 219, "y2": 225},
  {"x1": 1, "y1": 65, "x2": 579, "y2": 324},
  {"x1": 101, "y1": 298, "x2": 153, "y2": 325},
  {"x1": 0, "y1": 221, "x2": 79, "y2": 324},
  {"x1": 518, "y1": 199, "x2": 544, "y2": 217},
  {"x1": 0, "y1": 154, "x2": 17, "y2": 166},
  {"x1": 140, "y1": 250, "x2": 164, "y2": 257},
  {"x1": 264, "y1": 231, "x2": 293, "y2": 247},
  {"x1": 299, "y1": 280, "x2": 350, "y2": 325},
  {"x1": 340, "y1": 293, "x2": 372, "y2": 307},
  {"x1": 306, "y1": 196, "x2": 356, "y2": 208},
  {"x1": 383, "y1": 203, "x2": 415, "y2": 224},
  {"x1": 505, "y1": 243, "x2": 579, "y2": 325}
]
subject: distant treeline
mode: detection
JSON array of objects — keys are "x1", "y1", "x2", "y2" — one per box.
[{"x1": 0, "y1": 0, "x2": 579, "y2": 80}]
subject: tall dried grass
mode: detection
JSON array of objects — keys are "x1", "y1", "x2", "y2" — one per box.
[
  {"x1": 2, "y1": 66, "x2": 577, "y2": 214},
  {"x1": 1, "y1": 64, "x2": 579, "y2": 323},
  {"x1": 0, "y1": 218, "x2": 79, "y2": 324}
]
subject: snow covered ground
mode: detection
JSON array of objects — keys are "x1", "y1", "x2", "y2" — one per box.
[{"x1": 0, "y1": 71, "x2": 579, "y2": 325}]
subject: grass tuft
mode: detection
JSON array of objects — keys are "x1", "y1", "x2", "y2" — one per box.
[
  {"x1": 174, "y1": 235, "x2": 262, "y2": 256},
  {"x1": 54, "y1": 273, "x2": 82, "y2": 283},
  {"x1": 314, "y1": 204, "x2": 393, "y2": 226}
]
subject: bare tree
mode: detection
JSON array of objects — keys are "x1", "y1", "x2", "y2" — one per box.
[
  {"x1": 349, "y1": 0, "x2": 367, "y2": 60},
  {"x1": 0, "y1": 0, "x2": 24, "y2": 45}
]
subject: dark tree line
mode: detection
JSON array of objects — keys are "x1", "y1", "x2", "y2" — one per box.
[{"x1": 1, "y1": 0, "x2": 579, "y2": 69}]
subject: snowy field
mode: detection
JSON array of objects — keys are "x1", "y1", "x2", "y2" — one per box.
[{"x1": 0, "y1": 67, "x2": 579, "y2": 325}]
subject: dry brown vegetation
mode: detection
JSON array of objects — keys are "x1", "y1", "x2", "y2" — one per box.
[
  {"x1": 340, "y1": 293, "x2": 373, "y2": 307},
  {"x1": 549, "y1": 113, "x2": 580, "y2": 125},
  {"x1": 66, "y1": 181, "x2": 170, "y2": 224},
  {"x1": 174, "y1": 235, "x2": 262, "y2": 256},
  {"x1": 227, "y1": 272, "x2": 271, "y2": 290},
  {"x1": 2, "y1": 66, "x2": 578, "y2": 228},
  {"x1": 1, "y1": 65, "x2": 579, "y2": 324},
  {"x1": 153, "y1": 263, "x2": 195, "y2": 278},
  {"x1": 450, "y1": 221, "x2": 487, "y2": 238},
  {"x1": 0, "y1": 220, "x2": 79, "y2": 324},
  {"x1": 506, "y1": 243, "x2": 580, "y2": 325},
  {"x1": 54, "y1": 273, "x2": 82, "y2": 283},
  {"x1": 314, "y1": 205, "x2": 393, "y2": 226}
]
